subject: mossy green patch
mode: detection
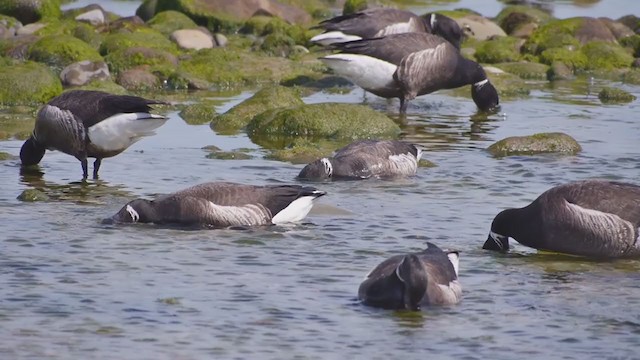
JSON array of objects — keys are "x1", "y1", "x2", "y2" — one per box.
[
  {"x1": 153, "y1": 0, "x2": 247, "y2": 33},
  {"x1": 523, "y1": 17, "x2": 584, "y2": 55},
  {"x1": 247, "y1": 103, "x2": 400, "y2": 144},
  {"x1": 598, "y1": 87, "x2": 636, "y2": 104},
  {"x1": 148, "y1": 10, "x2": 198, "y2": 36},
  {"x1": 485, "y1": 70, "x2": 531, "y2": 97},
  {"x1": 205, "y1": 150, "x2": 252, "y2": 160},
  {"x1": 620, "y1": 34, "x2": 640, "y2": 57},
  {"x1": 487, "y1": 132, "x2": 581, "y2": 157},
  {"x1": 342, "y1": 0, "x2": 367, "y2": 15},
  {"x1": 99, "y1": 29, "x2": 177, "y2": 56},
  {"x1": 0, "y1": 150, "x2": 16, "y2": 160},
  {"x1": 494, "y1": 62, "x2": 549, "y2": 80},
  {"x1": 72, "y1": 22, "x2": 103, "y2": 50},
  {"x1": 17, "y1": 188, "x2": 50, "y2": 202},
  {"x1": 104, "y1": 46, "x2": 177, "y2": 77},
  {"x1": 539, "y1": 47, "x2": 587, "y2": 71},
  {"x1": 0, "y1": 60, "x2": 62, "y2": 105},
  {"x1": 264, "y1": 138, "x2": 350, "y2": 164},
  {"x1": 211, "y1": 86, "x2": 303, "y2": 134},
  {"x1": 475, "y1": 36, "x2": 522, "y2": 63},
  {"x1": 0, "y1": 113, "x2": 35, "y2": 140},
  {"x1": 622, "y1": 69, "x2": 640, "y2": 85},
  {"x1": 0, "y1": 13, "x2": 20, "y2": 28},
  {"x1": 180, "y1": 102, "x2": 217, "y2": 125},
  {"x1": 433, "y1": 9, "x2": 479, "y2": 19},
  {"x1": 495, "y1": 5, "x2": 551, "y2": 28},
  {"x1": 70, "y1": 79, "x2": 127, "y2": 94},
  {"x1": 28, "y1": 34, "x2": 102, "y2": 71},
  {"x1": 581, "y1": 41, "x2": 633, "y2": 70},
  {"x1": 0, "y1": 0, "x2": 61, "y2": 24},
  {"x1": 33, "y1": 18, "x2": 77, "y2": 36}
]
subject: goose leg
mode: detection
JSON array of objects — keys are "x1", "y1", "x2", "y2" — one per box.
[
  {"x1": 80, "y1": 158, "x2": 89, "y2": 179},
  {"x1": 93, "y1": 158, "x2": 102, "y2": 179},
  {"x1": 399, "y1": 97, "x2": 408, "y2": 114}
]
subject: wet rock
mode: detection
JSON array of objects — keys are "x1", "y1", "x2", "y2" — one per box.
[
  {"x1": 104, "y1": 46, "x2": 178, "y2": 77},
  {"x1": 152, "y1": 0, "x2": 312, "y2": 32},
  {"x1": 264, "y1": 138, "x2": 347, "y2": 164},
  {"x1": 205, "y1": 150, "x2": 252, "y2": 160},
  {"x1": 116, "y1": 67, "x2": 160, "y2": 90},
  {"x1": 547, "y1": 61, "x2": 573, "y2": 80},
  {"x1": 75, "y1": 8, "x2": 105, "y2": 26},
  {"x1": 0, "y1": 14, "x2": 21, "y2": 38},
  {"x1": 494, "y1": 61, "x2": 549, "y2": 80},
  {"x1": 622, "y1": 68, "x2": 640, "y2": 84},
  {"x1": 247, "y1": 103, "x2": 401, "y2": 141},
  {"x1": 212, "y1": 86, "x2": 303, "y2": 134},
  {"x1": 0, "y1": 151, "x2": 16, "y2": 160},
  {"x1": 180, "y1": 102, "x2": 217, "y2": 125},
  {"x1": 0, "y1": 0, "x2": 61, "y2": 25},
  {"x1": 598, "y1": 17, "x2": 635, "y2": 40},
  {"x1": 539, "y1": 47, "x2": 587, "y2": 71},
  {"x1": 598, "y1": 87, "x2": 636, "y2": 104},
  {"x1": 108, "y1": 15, "x2": 145, "y2": 32},
  {"x1": 99, "y1": 28, "x2": 177, "y2": 56},
  {"x1": 484, "y1": 67, "x2": 530, "y2": 97},
  {"x1": 475, "y1": 36, "x2": 523, "y2": 63},
  {"x1": 28, "y1": 34, "x2": 103, "y2": 71},
  {"x1": 148, "y1": 10, "x2": 197, "y2": 36},
  {"x1": 213, "y1": 33, "x2": 227, "y2": 47},
  {"x1": 581, "y1": 41, "x2": 634, "y2": 70},
  {"x1": 456, "y1": 15, "x2": 506, "y2": 41},
  {"x1": 170, "y1": 29, "x2": 213, "y2": 50},
  {"x1": 60, "y1": 60, "x2": 110, "y2": 87},
  {"x1": 495, "y1": 5, "x2": 551, "y2": 37},
  {"x1": 15, "y1": 21, "x2": 45, "y2": 35},
  {"x1": 487, "y1": 132, "x2": 582, "y2": 157},
  {"x1": 165, "y1": 71, "x2": 211, "y2": 90},
  {"x1": 0, "y1": 60, "x2": 62, "y2": 105},
  {"x1": 17, "y1": 188, "x2": 50, "y2": 202}
]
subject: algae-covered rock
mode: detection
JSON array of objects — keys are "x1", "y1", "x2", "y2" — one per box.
[
  {"x1": 0, "y1": 0, "x2": 61, "y2": 24},
  {"x1": 581, "y1": 41, "x2": 634, "y2": 70},
  {"x1": 456, "y1": 15, "x2": 506, "y2": 41},
  {"x1": 247, "y1": 103, "x2": 400, "y2": 141},
  {"x1": 17, "y1": 188, "x2": 50, "y2": 202},
  {"x1": 71, "y1": 79, "x2": 127, "y2": 94},
  {"x1": 342, "y1": 0, "x2": 367, "y2": 16},
  {"x1": 547, "y1": 61, "x2": 573, "y2": 80},
  {"x1": 475, "y1": 36, "x2": 522, "y2": 63},
  {"x1": 205, "y1": 149, "x2": 252, "y2": 160},
  {"x1": 494, "y1": 61, "x2": 549, "y2": 80},
  {"x1": 211, "y1": 86, "x2": 303, "y2": 133},
  {"x1": 0, "y1": 13, "x2": 22, "y2": 37},
  {"x1": 148, "y1": 10, "x2": 198, "y2": 36},
  {"x1": 104, "y1": 46, "x2": 178, "y2": 77},
  {"x1": 539, "y1": 47, "x2": 588, "y2": 71},
  {"x1": 180, "y1": 102, "x2": 218, "y2": 125},
  {"x1": 598, "y1": 87, "x2": 636, "y2": 104},
  {"x1": 116, "y1": 68, "x2": 160, "y2": 91},
  {"x1": 495, "y1": 5, "x2": 551, "y2": 35},
  {"x1": 28, "y1": 34, "x2": 102, "y2": 71},
  {"x1": 620, "y1": 34, "x2": 640, "y2": 57},
  {"x1": 622, "y1": 68, "x2": 640, "y2": 85},
  {"x1": 99, "y1": 29, "x2": 177, "y2": 55},
  {"x1": 264, "y1": 138, "x2": 350, "y2": 164},
  {"x1": 485, "y1": 67, "x2": 531, "y2": 97},
  {"x1": 0, "y1": 150, "x2": 16, "y2": 160},
  {"x1": 524, "y1": 17, "x2": 618, "y2": 56},
  {"x1": 0, "y1": 60, "x2": 62, "y2": 105},
  {"x1": 487, "y1": 132, "x2": 582, "y2": 157}
]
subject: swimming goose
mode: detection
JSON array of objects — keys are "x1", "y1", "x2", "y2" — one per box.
[
  {"x1": 298, "y1": 140, "x2": 422, "y2": 180},
  {"x1": 311, "y1": 8, "x2": 463, "y2": 49},
  {"x1": 109, "y1": 182, "x2": 326, "y2": 228},
  {"x1": 358, "y1": 242, "x2": 461, "y2": 310},
  {"x1": 20, "y1": 90, "x2": 168, "y2": 179},
  {"x1": 320, "y1": 32, "x2": 499, "y2": 113},
  {"x1": 483, "y1": 180, "x2": 640, "y2": 259}
]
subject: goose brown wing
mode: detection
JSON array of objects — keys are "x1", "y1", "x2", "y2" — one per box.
[
  {"x1": 394, "y1": 42, "x2": 456, "y2": 96},
  {"x1": 316, "y1": 8, "x2": 417, "y2": 38}
]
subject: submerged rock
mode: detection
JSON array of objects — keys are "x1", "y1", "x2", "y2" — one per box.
[
  {"x1": 487, "y1": 132, "x2": 582, "y2": 157},
  {"x1": 211, "y1": 86, "x2": 303, "y2": 133},
  {"x1": 598, "y1": 87, "x2": 636, "y2": 104},
  {"x1": 0, "y1": 151, "x2": 16, "y2": 160},
  {"x1": 59, "y1": 60, "x2": 110, "y2": 87},
  {"x1": 17, "y1": 188, "x2": 50, "y2": 202},
  {"x1": 180, "y1": 102, "x2": 218, "y2": 125},
  {"x1": 0, "y1": 60, "x2": 62, "y2": 105}
]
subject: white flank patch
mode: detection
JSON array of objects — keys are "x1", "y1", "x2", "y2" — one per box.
[
  {"x1": 436, "y1": 280, "x2": 462, "y2": 304},
  {"x1": 310, "y1": 31, "x2": 362, "y2": 46},
  {"x1": 321, "y1": 54, "x2": 397, "y2": 93},
  {"x1": 88, "y1": 113, "x2": 167, "y2": 152},
  {"x1": 375, "y1": 18, "x2": 416, "y2": 37},
  {"x1": 387, "y1": 153, "x2": 418, "y2": 175},
  {"x1": 321, "y1": 158, "x2": 333, "y2": 176},
  {"x1": 395, "y1": 257, "x2": 407, "y2": 283},
  {"x1": 126, "y1": 204, "x2": 139, "y2": 222},
  {"x1": 430, "y1": 13, "x2": 437, "y2": 29},
  {"x1": 271, "y1": 196, "x2": 317, "y2": 224},
  {"x1": 447, "y1": 252, "x2": 459, "y2": 276},
  {"x1": 416, "y1": 147, "x2": 423, "y2": 162}
]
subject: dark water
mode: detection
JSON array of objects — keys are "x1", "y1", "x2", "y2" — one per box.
[{"x1": 2, "y1": 1, "x2": 640, "y2": 359}]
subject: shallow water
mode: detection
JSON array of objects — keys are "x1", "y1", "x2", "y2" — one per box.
[{"x1": 3, "y1": 1, "x2": 640, "y2": 359}]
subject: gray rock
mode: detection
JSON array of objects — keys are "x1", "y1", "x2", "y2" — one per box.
[
  {"x1": 457, "y1": 15, "x2": 506, "y2": 40},
  {"x1": 16, "y1": 22, "x2": 45, "y2": 35},
  {"x1": 213, "y1": 33, "x2": 227, "y2": 47},
  {"x1": 170, "y1": 29, "x2": 213, "y2": 50},
  {"x1": 116, "y1": 68, "x2": 159, "y2": 90},
  {"x1": 60, "y1": 60, "x2": 110, "y2": 87},
  {"x1": 75, "y1": 9, "x2": 105, "y2": 26}
]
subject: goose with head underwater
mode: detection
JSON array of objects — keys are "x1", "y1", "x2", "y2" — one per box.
[
  {"x1": 109, "y1": 182, "x2": 326, "y2": 228},
  {"x1": 298, "y1": 140, "x2": 422, "y2": 180},
  {"x1": 20, "y1": 90, "x2": 168, "y2": 179},
  {"x1": 358, "y1": 242, "x2": 461, "y2": 310},
  {"x1": 484, "y1": 179, "x2": 640, "y2": 259},
  {"x1": 320, "y1": 32, "x2": 499, "y2": 114},
  {"x1": 311, "y1": 8, "x2": 463, "y2": 49}
]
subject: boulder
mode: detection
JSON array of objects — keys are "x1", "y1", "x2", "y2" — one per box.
[
  {"x1": 180, "y1": 102, "x2": 218, "y2": 125},
  {"x1": 524, "y1": 17, "x2": 617, "y2": 56},
  {"x1": 0, "y1": 60, "x2": 62, "y2": 105},
  {"x1": 618, "y1": 15, "x2": 640, "y2": 34},
  {"x1": 0, "y1": 0, "x2": 61, "y2": 25},
  {"x1": 598, "y1": 17, "x2": 635, "y2": 40},
  {"x1": 15, "y1": 21, "x2": 45, "y2": 35},
  {"x1": 456, "y1": 14, "x2": 506, "y2": 40},
  {"x1": 494, "y1": 61, "x2": 549, "y2": 80},
  {"x1": 148, "y1": 10, "x2": 198, "y2": 36},
  {"x1": 475, "y1": 36, "x2": 523, "y2": 63},
  {"x1": 170, "y1": 28, "x2": 213, "y2": 50},
  {"x1": 487, "y1": 132, "x2": 581, "y2": 157},
  {"x1": 17, "y1": 188, "x2": 50, "y2": 202},
  {"x1": 60, "y1": 60, "x2": 110, "y2": 87},
  {"x1": 104, "y1": 46, "x2": 178, "y2": 77},
  {"x1": 116, "y1": 67, "x2": 160, "y2": 90},
  {"x1": 99, "y1": 28, "x2": 177, "y2": 55},
  {"x1": 28, "y1": 34, "x2": 103, "y2": 71},
  {"x1": 74, "y1": 8, "x2": 105, "y2": 26}
]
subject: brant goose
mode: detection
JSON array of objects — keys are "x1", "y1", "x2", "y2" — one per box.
[
  {"x1": 20, "y1": 90, "x2": 167, "y2": 179},
  {"x1": 320, "y1": 32, "x2": 499, "y2": 113},
  {"x1": 484, "y1": 180, "x2": 640, "y2": 259},
  {"x1": 109, "y1": 182, "x2": 326, "y2": 228},
  {"x1": 311, "y1": 8, "x2": 463, "y2": 49},
  {"x1": 358, "y1": 242, "x2": 461, "y2": 310},
  {"x1": 298, "y1": 140, "x2": 422, "y2": 180}
]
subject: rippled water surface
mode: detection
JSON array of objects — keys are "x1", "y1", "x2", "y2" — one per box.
[{"x1": 2, "y1": 1, "x2": 640, "y2": 359}]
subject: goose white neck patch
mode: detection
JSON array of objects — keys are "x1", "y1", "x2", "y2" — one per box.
[
  {"x1": 126, "y1": 205, "x2": 140, "y2": 222},
  {"x1": 474, "y1": 79, "x2": 489, "y2": 89},
  {"x1": 321, "y1": 158, "x2": 333, "y2": 176},
  {"x1": 489, "y1": 231, "x2": 506, "y2": 249}
]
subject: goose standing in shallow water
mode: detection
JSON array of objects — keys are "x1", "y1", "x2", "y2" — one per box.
[
  {"x1": 358, "y1": 242, "x2": 461, "y2": 310},
  {"x1": 311, "y1": 8, "x2": 463, "y2": 49},
  {"x1": 484, "y1": 180, "x2": 640, "y2": 259},
  {"x1": 320, "y1": 32, "x2": 499, "y2": 113},
  {"x1": 109, "y1": 182, "x2": 326, "y2": 228},
  {"x1": 297, "y1": 140, "x2": 422, "y2": 180},
  {"x1": 20, "y1": 90, "x2": 168, "y2": 179}
]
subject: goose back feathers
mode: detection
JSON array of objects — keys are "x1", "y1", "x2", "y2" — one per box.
[
  {"x1": 320, "y1": 32, "x2": 499, "y2": 113},
  {"x1": 298, "y1": 140, "x2": 422, "y2": 180},
  {"x1": 358, "y1": 242, "x2": 461, "y2": 310},
  {"x1": 20, "y1": 90, "x2": 167, "y2": 179},
  {"x1": 484, "y1": 180, "x2": 640, "y2": 258},
  {"x1": 110, "y1": 182, "x2": 326, "y2": 228}
]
